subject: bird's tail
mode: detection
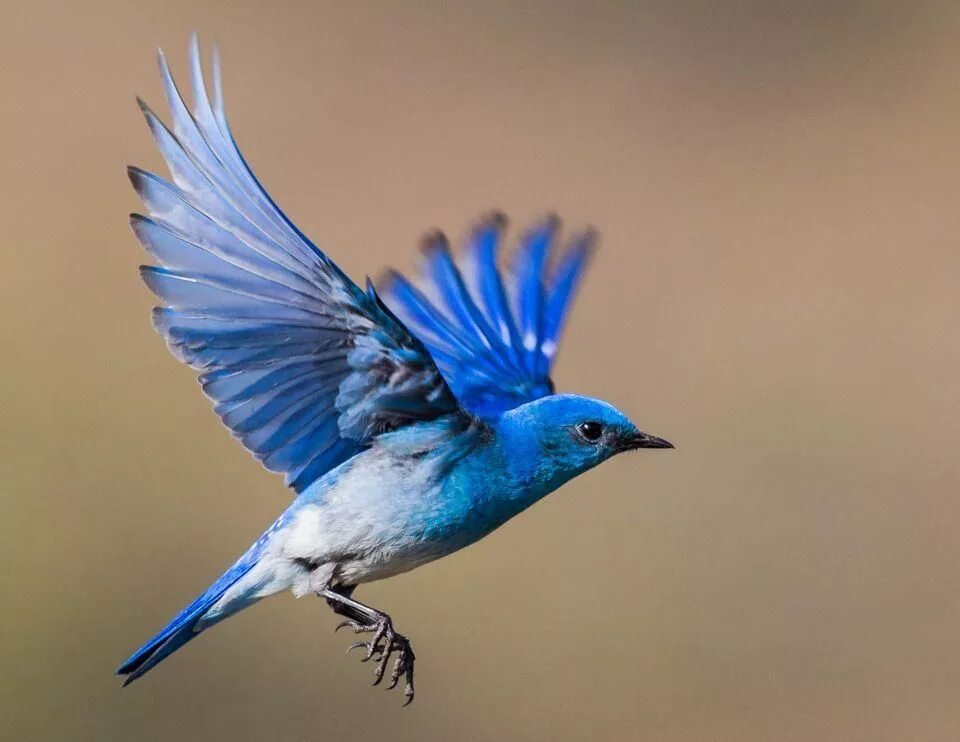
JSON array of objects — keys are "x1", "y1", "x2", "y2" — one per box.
[{"x1": 116, "y1": 550, "x2": 263, "y2": 686}]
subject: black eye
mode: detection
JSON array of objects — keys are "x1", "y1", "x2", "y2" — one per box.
[{"x1": 576, "y1": 421, "x2": 604, "y2": 442}]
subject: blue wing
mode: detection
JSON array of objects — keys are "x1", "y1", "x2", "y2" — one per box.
[
  {"x1": 131, "y1": 36, "x2": 461, "y2": 493},
  {"x1": 381, "y1": 213, "x2": 595, "y2": 419}
]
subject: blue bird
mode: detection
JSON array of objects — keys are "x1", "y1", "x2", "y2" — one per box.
[{"x1": 117, "y1": 36, "x2": 673, "y2": 704}]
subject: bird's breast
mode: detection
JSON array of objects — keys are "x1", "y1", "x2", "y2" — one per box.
[{"x1": 281, "y1": 438, "x2": 538, "y2": 586}]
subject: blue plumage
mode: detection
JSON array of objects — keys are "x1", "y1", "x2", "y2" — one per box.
[
  {"x1": 117, "y1": 560, "x2": 252, "y2": 685},
  {"x1": 383, "y1": 213, "x2": 595, "y2": 419},
  {"x1": 117, "y1": 520, "x2": 278, "y2": 685},
  {"x1": 118, "y1": 36, "x2": 672, "y2": 703}
]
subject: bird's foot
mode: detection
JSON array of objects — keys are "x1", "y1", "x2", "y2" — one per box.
[{"x1": 336, "y1": 614, "x2": 416, "y2": 704}]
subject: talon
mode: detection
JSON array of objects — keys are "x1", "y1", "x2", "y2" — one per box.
[
  {"x1": 388, "y1": 654, "x2": 404, "y2": 690},
  {"x1": 324, "y1": 593, "x2": 416, "y2": 705},
  {"x1": 362, "y1": 644, "x2": 383, "y2": 662},
  {"x1": 372, "y1": 655, "x2": 387, "y2": 686},
  {"x1": 335, "y1": 620, "x2": 365, "y2": 633},
  {"x1": 369, "y1": 622, "x2": 389, "y2": 655}
]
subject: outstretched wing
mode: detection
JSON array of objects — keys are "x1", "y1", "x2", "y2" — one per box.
[
  {"x1": 131, "y1": 37, "x2": 461, "y2": 493},
  {"x1": 381, "y1": 213, "x2": 595, "y2": 419}
]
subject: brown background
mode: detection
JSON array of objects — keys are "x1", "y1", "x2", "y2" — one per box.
[{"x1": 3, "y1": 1, "x2": 960, "y2": 740}]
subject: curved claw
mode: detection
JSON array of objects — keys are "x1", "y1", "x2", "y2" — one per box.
[
  {"x1": 387, "y1": 646, "x2": 414, "y2": 691},
  {"x1": 327, "y1": 600, "x2": 416, "y2": 705},
  {"x1": 371, "y1": 658, "x2": 387, "y2": 686},
  {"x1": 372, "y1": 645, "x2": 396, "y2": 686},
  {"x1": 335, "y1": 620, "x2": 367, "y2": 634},
  {"x1": 350, "y1": 641, "x2": 385, "y2": 662},
  {"x1": 387, "y1": 653, "x2": 403, "y2": 690},
  {"x1": 394, "y1": 654, "x2": 415, "y2": 705},
  {"x1": 371, "y1": 629, "x2": 399, "y2": 686},
  {"x1": 369, "y1": 623, "x2": 389, "y2": 657}
]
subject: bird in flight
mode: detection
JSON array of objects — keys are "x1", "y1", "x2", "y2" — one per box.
[{"x1": 117, "y1": 36, "x2": 673, "y2": 704}]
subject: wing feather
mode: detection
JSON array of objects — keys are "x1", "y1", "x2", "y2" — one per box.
[
  {"x1": 382, "y1": 213, "x2": 596, "y2": 419},
  {"x1": 132, "y1": 37, "x2": 464, "y2": 493}
]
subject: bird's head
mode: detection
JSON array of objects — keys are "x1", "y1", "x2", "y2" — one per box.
[{"x1": 495, "y1": 394, "x2": 673, "y2": 493}]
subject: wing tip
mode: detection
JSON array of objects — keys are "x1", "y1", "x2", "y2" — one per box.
[
  {"x1": 466, "y1": 211, "x2": 508, "y2": 249},
  {"x1": 535, "y1": 212, "x2": 561, "y2": 235},
  {"x1": 515, "y1": 213, "x2": 562, "y2": 260},
  {"x1": 571, "y1": 225, "x2": 599, "y2": 256},
  {"x1": 376, "y1": 268, "x2": 404, "y2": 293},
  {"x1": 129, "y1": 212, "x2": 151, "y2": 242},
  {"x1": 139, "y1": 264, "x2": 181, "y2": 300},
  {"x1": 476, "y1": 210, "x2": 508, "y2": 231},
  {"x1": 126, "y1": 165, "x2": 159, "y2": 201},
  {"x1": 126, "y1": 164, "x2": 148, "y2": 185},
  {"x1": 419, "y1": 229, "x2": 450, "y2": 255}
]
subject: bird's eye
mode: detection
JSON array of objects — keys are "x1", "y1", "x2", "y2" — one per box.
[{"x1": 576, "y1": 421, "x2": 604, "y2": 442}]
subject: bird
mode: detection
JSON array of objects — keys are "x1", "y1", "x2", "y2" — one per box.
[{"x1": 116, "y1": 35, "x2": 674, "y2": 705}]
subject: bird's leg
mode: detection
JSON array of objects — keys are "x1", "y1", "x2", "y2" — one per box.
[{"x1": 319, "y1": 587, "x2": 416, "y2": 705}]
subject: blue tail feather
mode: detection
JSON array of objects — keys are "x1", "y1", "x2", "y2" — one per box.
[{"x1": 117, "y1": 555, "x2": 258, "y2": 685}]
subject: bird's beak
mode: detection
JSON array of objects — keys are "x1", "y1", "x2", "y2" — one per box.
[{"x1": 619, "y1": 430, "x2": 675, "y2": 451}]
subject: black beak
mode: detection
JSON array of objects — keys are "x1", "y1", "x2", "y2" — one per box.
[{"x1": 619, "y1": 431, "x2": 675, "y2": 451}]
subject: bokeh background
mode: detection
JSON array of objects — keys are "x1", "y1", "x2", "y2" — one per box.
[{"x1": 3, "y1": 1, "x2": 960, "y2": 740}]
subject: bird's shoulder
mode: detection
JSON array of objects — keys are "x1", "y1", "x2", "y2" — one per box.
[{"x1": 290, "y1": 414, "x2": 491, "y2": 505}]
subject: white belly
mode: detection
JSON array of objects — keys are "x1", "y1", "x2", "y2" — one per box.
[{"x1": 277, "y1": 446, "x2": 461, "y2": 590}]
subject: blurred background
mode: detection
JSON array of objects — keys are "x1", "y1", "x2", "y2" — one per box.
[{"x1": 2, "y1": 1, "x2": 960, "y2": 740}]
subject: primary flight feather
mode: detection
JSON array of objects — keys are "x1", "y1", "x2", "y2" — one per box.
[{"x1": 117, "y1": 36, "x2": 673, "y2": 704}]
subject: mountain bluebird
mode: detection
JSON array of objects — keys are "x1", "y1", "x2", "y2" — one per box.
[{"x1": 117, "y1": 37, "x2": 673, "y2": 704}]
